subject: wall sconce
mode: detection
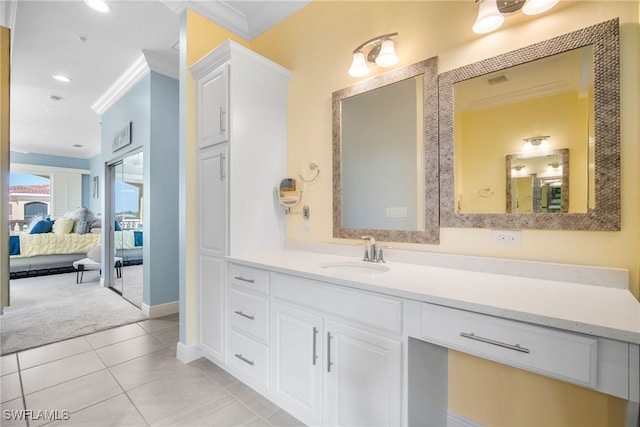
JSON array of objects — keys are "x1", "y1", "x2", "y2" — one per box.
[
  {"x1": 512, "y1": 164, "x2": 526, "y2": 172},
  {"x1": 547, "y1": 162, "x2": 562, "y2": 172},
  {"x1": 473, "y1": 0, "x2": 559, "y2": 34},
  {"x1": 523, "y1": 136, "x2": 550, "y2": 151},
  {"x1": 348, "y1": 32, "x2": 399, "y2": 77}
]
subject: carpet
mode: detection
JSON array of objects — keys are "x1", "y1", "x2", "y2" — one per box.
[{"x1": 0, "y1": 271, "x2": 147, "y2": 355}]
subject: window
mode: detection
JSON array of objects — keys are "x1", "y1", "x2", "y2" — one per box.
[{"x1": 24, "y1": 202, "x2": 48, "y2": 220}]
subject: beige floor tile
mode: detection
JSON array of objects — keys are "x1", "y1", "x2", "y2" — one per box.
[
  {"x1": 95, "y1": 334, "x2": 165, "y2": 367},
  {"x1": 25, "y1": 369, "x2": 122, "y2": 416},
  {"x1": 189, "y1": 358, "x2": 239, "y2": 389},
  {"x1": 154, "y1": 397, "x2": 261, "y2": 427},
  {"x1": 152, "y1": 327, "x2": 179, "y2": 350},
  {"x1": 137, "y1": 314, "x2": 178, "y2": 334},
  {"x1": 1, "y1": 353, "x2": 19, "y2": 375},
  {"x1": 46, "y1": 393, "x2": 147, "y2": 427},
  {"x1": 225, "y1": 381, "x2": 280, "y2": 419},
  {"x1": 21, "y1": 351, "x2": 106, "y2": 395},
  {"x1": 0, "y1": 398, "x2": 27, "y2": 427},
  {"x1": 109, "y1": 348, "x2": 197, "y2": 391},
  {"x1": 126, "y1": 369, "x2": 227, "y2": 425},
  {"x1": 265, "y1": 409, "x2": 306, "y2": 427},
  {"x1": 18, "y1": 337, "x2": 92, "y2": 370},
  {"x1": 85, "y1": 323, "x2": 149, "y2": 349},
  {"x1": 1, "y1": 372, "x2": 23, "y2": 403}
]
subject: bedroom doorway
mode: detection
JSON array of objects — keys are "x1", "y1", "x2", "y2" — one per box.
[{"x1": 109, "y1": 151, "x2": 144, "y2": 308}]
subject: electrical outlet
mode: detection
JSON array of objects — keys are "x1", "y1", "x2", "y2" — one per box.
[{"x1": 491, "y1": 230, "x2": 522, "y2": 247}]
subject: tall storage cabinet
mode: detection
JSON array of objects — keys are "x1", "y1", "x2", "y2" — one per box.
[{"x1": 191, "y1": 41, "x2": 291, "y2": 365}]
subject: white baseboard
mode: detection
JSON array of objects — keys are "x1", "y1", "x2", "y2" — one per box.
[
  {"x1": 448, "y1": 410, "x2": 484, "y2": 427},
  {"x1": 176, "y1": 342, "x2": 203, "y2": 364},
  {"x1": 141, "y1": 300, "x2": 179, "y2": 318}
]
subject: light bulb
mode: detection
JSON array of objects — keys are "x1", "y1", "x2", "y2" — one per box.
[
  {"x1": 522, "y1": 0, "x2": 559, "y2": 15},
  {"x1": 472, "y1": 0, "x2": 504, "y2": 34},
  {"x1": 348, "y1": 51, "x2": 369, "y2": 77},
  {"x1": 375, "y1": 39, "x2": 398, "y2": 67}
]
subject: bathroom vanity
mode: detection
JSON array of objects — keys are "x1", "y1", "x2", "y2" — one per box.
[{"x1": 190, "y1": 243, "x2": 640, "y2": 426}]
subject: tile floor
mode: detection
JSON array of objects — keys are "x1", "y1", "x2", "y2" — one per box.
[{"x1": 0, "y1": 314, "x2": 304, "y2": 426}]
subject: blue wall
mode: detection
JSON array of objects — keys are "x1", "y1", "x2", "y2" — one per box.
[{"x1": 101, "y1": 71, "x2": 179, "y2": 307}]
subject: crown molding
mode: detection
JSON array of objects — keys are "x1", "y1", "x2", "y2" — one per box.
[
  {"x1": 91, "y1": 55, "x2": 149, "y2": 115},
  {"x1": 159, "y1": 0, "x2": 309, "y2": 40}
]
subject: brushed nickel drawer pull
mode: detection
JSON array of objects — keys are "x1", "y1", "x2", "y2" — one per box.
[
  {"x1": 234, "y1": 276, "x2": 255, "y2": 283},
  {"x1": 327, "y1": 332, "x2": 333, "y2": 372},
  {"x1": 234, "y1": 353, "x2": 255, "y2": 366},
  {"x1": 234, "y1": 310, "x2": 255, "y2": 320},
  {"x1": 459, "y1": 332, "x2": 530, "y2": 354},
  {"x1": 312, "y1": 327, "x2": 319, "y2": 366}
]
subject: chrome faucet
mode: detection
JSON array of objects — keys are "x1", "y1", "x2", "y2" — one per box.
[{"x1": 361, "y1": 235, "x2": 383, "y2": 263}]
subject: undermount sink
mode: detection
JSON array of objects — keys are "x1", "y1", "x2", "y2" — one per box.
[{"x1": 319, "y1": 261, "x2": 390, "y2": 274}]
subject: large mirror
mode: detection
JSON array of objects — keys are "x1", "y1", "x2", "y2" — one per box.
[
  {"x1": 333, "y1": 57, "x2": 439, "y2": 243},
  {"x1": 440, "y1": 19, "x2": 620, "y2": 230}
]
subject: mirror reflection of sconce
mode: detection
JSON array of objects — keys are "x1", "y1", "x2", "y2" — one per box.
[
  {"x1": 523, "y1": 136, "x2": 550, "y2": 151},
  {"x1": 512, "y1": 164, "x2": 526, "y2": 172}
]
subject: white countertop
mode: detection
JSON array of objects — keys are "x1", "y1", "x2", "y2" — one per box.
[{"x1": 228, "y1": 247, "x2": 640, "y2": 344}]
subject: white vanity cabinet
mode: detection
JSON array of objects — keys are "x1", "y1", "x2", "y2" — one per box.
[
  {"x1": 271, "y1": 273, "x2": 403, "y2": 426},
  {"x1": 228, "y1": 264, "x2": 271, "y2": 391},
  {"x1": 191, "y1": 40, "x2": 290, "y2": 366}
]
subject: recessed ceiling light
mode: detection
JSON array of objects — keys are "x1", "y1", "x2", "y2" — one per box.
[
  {"x1": 49, "y1": 95, "x2": 63, "y2": 102},
  {"x1": 84, "y1": 0, "x2": 109, "y2": 13},
  {"x1": 52, "y1": 74, "x2": 71, "y2": 83}
]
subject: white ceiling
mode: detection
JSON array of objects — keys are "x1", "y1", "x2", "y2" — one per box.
[{"x1": 5, "y1": 0, "x2": 307, "y2": 160}]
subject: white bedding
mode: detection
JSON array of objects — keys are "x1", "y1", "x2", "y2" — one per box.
[{"x1": 12, "y1": 232, "x2": 101, "y2": 257}]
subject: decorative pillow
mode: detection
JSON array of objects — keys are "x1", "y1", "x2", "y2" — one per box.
[
  {"x1": 52, "y1": 217, "x2": 74, "y2": 234},
  {"x1": 29, "y1": 219, "x2": 54, "y2": 234},
  {"x1": 90, "y1": 219, "x2": 102, "y2": 229},
  {"x1": 26, "y1": 215, "x2": 47, "y2": 233},
  {"x1": 73, "y1": 208, "x2": 95, "y2": 234},
  {"x1": 114, "y1": 220, "x2": 122, "y2": 231}
]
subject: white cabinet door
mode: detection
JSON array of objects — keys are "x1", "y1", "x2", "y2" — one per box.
[
  {"x1": 196, "y1": 64, "x2": 229, "y2": 148},
  {"x1": 324, "y1": 320, "x2": 402, "y2": 427},
  {"x1": 198, "y1": 144, "x2": 227, "y2": 257},
  {"x1": 272, "y1": 302, "x2": 324, "y2": 425},
  {"x1": 198, "y1": 144, "x2": 228, "y2": 361},
  {"x1": 200, "y1": 255, "x2": 226, "y2": 360}
]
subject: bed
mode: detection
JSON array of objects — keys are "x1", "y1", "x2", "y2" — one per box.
[{"x1": 9, "y1": 211, "x2": 143, "y2": 278}]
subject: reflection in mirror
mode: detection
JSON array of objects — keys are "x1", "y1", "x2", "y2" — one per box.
[
  {"x1": 439, "y1": 19, "x2": 620, "y2": 230},
  {"x1": 278, "y1": 177, "x2": 301, "y2": 209},
  {"x1": 506, "y1": 149, "x2": 569, "y2": 214},
  {"x1": 454, "y1": 47, "x2": 590, "y2": 215},
  {"x1": 333, "y1": 57, "x2": 439, "y2": 243}
]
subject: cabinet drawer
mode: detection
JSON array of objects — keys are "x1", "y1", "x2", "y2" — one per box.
[
  {"x1": 272, "y1": 273, "x2": 401, "y2": 335},
  {"x1": 421, "y1": 303, "x2": 598, "y2": 388},
  {"x1": 229, "y1": 330, "x2": 269, "y2": 389},
  {"x1": 229, "y1": 264, "x2": 270, "y2": 295},
  {"x1": 229, "y1": 288, "x2": 270, "y2": 344}
]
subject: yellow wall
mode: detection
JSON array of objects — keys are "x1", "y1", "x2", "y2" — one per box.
[{"x1": 185, "y1": 1, "x2": 639, "y2": 424}]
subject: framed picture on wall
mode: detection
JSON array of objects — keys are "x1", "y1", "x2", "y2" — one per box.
[{"x1": 92, "y1": 176, "x2": 99, "y2": 199}]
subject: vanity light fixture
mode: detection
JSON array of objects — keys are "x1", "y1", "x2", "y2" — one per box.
[
  {"x1": 523, "y1": 136, "x2": 550, "y2": 151},
  {"x1": 348, "y1": 33, "x2": 399, "y2": 77},
  {"x1": 512, "y1": 164, "x2": 526, "y2": 172},
  {"x1": 547, "y1": 162, "x2": 561, "y2": 170},
  {"x1": 472, "y1": 0, "x2": 504, "y2": 34},
  {"x1": 472, "y1": 0, "x2": 558, "y2": 34}
]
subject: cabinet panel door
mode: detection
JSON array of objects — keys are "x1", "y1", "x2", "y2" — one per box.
[
  {"x1": 198, "y1": 145, "x2": 227, "y2": 257},
  {"x1": 200, "y1": 255, "x2": 226, "y2": 361},
  {"x1": 325, "y1": 320, "x2": 402, "y2": 427},
  {"x1": 197, "y1": 64, "x2": 229, "y2": 148},
  {"x1": 272, "y1": 302, "x2": 324, "y2": 425}
]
